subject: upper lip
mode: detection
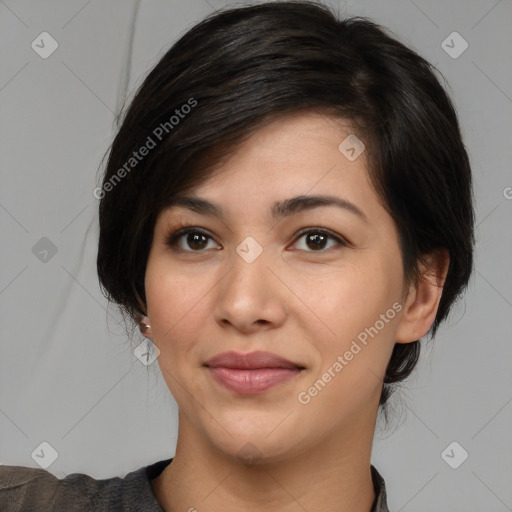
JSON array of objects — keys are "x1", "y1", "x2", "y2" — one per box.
[{"x1": 204, "y1": 351, "x2": 304, "y2": 370}]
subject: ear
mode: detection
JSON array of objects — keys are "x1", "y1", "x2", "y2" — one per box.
[
  {"x1": 135, "y1": 312, "x2": 153, "y2": 339},
  {"x1": 395, "y1": 249, "x2": 450, "y2": 343}
]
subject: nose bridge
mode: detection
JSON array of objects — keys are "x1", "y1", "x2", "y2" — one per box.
[
  {"x1": 213, "y1": 234, "x2": 284, "y2": 329},
  {"x1": 227, "y1": 234, "x2": 270, "y2": 296}
]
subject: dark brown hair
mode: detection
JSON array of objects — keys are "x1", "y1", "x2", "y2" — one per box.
[{"x1": 96, "y1": 0, "x2": 475, "y2": 412}]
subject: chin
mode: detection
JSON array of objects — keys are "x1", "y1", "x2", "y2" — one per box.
[{"x1": 205, "y1": 421, "x2": 303, "y2": 467}]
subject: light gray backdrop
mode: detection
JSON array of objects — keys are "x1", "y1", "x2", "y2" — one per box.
[{"x1": 1, "y1": 1, "x2": 511, "y2": 511}]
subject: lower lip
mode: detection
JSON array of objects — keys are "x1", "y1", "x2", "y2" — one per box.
[{"x1": 207, "y1": 367, "x2": 302, "y2": 395}]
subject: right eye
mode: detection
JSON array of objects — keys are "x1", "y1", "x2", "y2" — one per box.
[{"x1": 166, "y1": 227, "x2": 221, "y2": 252}]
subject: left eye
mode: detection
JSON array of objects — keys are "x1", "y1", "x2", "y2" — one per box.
[{"x1": 292, "y1": 229, "x2": 346, "y2": 252}]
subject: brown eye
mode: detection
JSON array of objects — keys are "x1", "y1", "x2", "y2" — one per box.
[
  {"x1": 292, "y1": 228, "x2": 347, "y2": 252},
  {"x1": 167, "y1": 228, "x2": 220, "y2": 252}
]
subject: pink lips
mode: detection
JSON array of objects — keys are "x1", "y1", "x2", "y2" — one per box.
[{"x1": 204, "y1": 351, "x2": 304, "y2": 395}]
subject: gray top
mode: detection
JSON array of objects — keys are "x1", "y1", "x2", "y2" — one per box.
[{"x1": 0, "y1": 458, "x2": 390, "y2": 511}]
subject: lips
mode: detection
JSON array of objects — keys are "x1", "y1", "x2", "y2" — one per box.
[
  {"x1": 204, "y1": 351, "x2": 305, "y2": 395},
  {"x1": 204, "y1": 351, "x2": 304, "y2": 370}
]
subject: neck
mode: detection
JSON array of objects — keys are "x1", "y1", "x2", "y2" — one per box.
[{"x1": 151, "y1": 412, "x2": 378, "y2": 512}]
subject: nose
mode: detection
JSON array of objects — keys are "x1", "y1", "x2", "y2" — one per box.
[{"x1": 213, "y1": 239, "x2": 287, "y2": 334}]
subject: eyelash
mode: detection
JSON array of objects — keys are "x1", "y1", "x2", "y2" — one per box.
[{"x1": 165, "y1": 224, "x2": 349, "y2": 253}]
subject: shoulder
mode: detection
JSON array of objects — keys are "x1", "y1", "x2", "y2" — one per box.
[
  {"x1": 0, "y1": 460, "x2": 170, "y2": 512},
  {"x1": 0, "y1": 464, "x2": 71, "y2": 511}
]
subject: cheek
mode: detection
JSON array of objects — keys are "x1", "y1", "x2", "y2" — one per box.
[
  {"x1": 300, "y1": 249, "x2": 402, "y2": 334},
  {"x1": 299, "y1": 250, "x2": 403, "y2": 379},
  {"x1": 146, "y1": 241, "x2": 204, "y2": 319},
  {"x1": 295, "y1": 278, "x2": 400, "y2": 422},
  {"x1": 147, "y1": 273, "x2": 206, "y2": 343},
  {"x1": 144, "y1": 266, "x2": 210, "y2": 405},
  {"x1": 144, "y1": 258, "x2": 220, "y2": 379}
]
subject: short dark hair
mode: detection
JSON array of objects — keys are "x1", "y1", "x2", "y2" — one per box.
[{"x1": 96, "y1": 0, "x2": 475, "y2": 411}]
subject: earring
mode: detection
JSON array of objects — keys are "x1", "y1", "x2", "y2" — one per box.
[{"x1": 137, "y1": 315, "x2": 151, "y2": 335}]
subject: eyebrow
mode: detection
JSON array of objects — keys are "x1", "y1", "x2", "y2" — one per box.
[{"x1": 166, "y1": 194, "x2": 368, "y2": 224}]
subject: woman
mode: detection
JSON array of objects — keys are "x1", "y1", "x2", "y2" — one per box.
[{"x1": 0, "y1": 1, "x2": 474, "y2": 510}]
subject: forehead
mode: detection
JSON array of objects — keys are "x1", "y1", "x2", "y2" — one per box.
[{"x1": 175, "y1": 111, "x2": 378, "y2": 218}]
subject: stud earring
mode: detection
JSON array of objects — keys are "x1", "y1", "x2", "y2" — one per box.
[{"x1": 137, "y1": 315, "x2": 151, "y2": 335}]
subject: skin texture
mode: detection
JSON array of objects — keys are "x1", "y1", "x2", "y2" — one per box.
[{"x1": 141, "y1": 111, "x2": 449, "y2": 512}]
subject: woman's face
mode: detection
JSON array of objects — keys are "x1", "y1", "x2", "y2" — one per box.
[{"x1": 144, "y1": 111, "x2": 411, "y2": 463}]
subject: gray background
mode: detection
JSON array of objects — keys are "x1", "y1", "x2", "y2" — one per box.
[{"x1": 1, "y1": 0, "x2": 511, "y2": 510}]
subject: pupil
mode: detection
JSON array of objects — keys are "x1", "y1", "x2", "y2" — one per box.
[
  {"x1": 307, "y1": 233, "x2": 326, "y2": 250},
  {"x1": 188, "y1": 233, "x2": 207, "y2": 249}
]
